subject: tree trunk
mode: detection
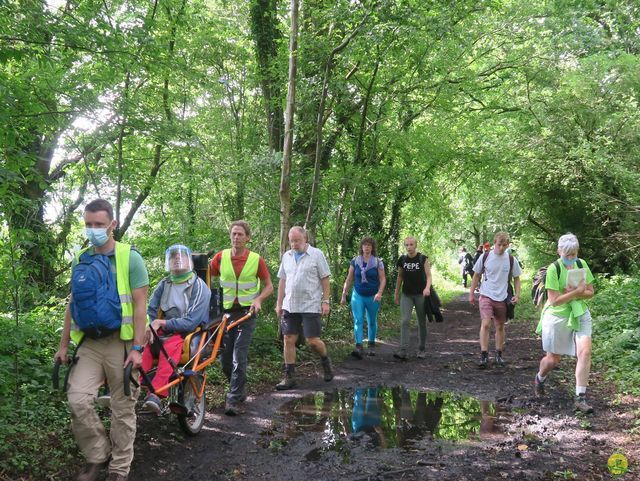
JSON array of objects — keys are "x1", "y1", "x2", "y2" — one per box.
[
  {"x1": 279, "y1": 0, "x2": 299, "y2": 256},
  {"x1": 13, "y1": 134, "x2": 58, "y2": 286},
  {"x1": 387, "y1": 187, "x2": 407, "y2": 284},
  {"x1": 304, "y1": 22, "x2": 366, "y2": 231},
  {"x1": 250, "y1": 0, "x2": 285, "y2": 153}
]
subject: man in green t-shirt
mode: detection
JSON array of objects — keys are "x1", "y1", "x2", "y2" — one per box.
[
  {"x1": 534, "y1": 233, "x2": 595, "y2": 414},
  {"x1": 54, "y1": 199, "x2": 149, "y2": 481}
]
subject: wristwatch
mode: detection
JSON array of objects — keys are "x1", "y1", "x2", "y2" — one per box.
[
  {"x1": 131, "y1": 344, "x2": 144, "y2": 353},
  {"x1": 322, "y1": 300, "x2": 330, "y2": 305}
]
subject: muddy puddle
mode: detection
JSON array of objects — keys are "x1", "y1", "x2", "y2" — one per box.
[{"x1": 273, "y1": 387, "x2": 510, "y2": 457}]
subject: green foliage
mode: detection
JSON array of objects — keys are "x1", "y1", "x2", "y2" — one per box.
[
  {"x1": 1, "y1": 0, "x2": 639, "y2": 476},
  {"x1": 552, "y1": 470, "x2": 577, "y2": 480},
  {"x1": 590, "y1": 275, "x2": 640, "y2": 394},
  {"x1": 0, "y1": 300, "x2": 77, "y2": 478}
]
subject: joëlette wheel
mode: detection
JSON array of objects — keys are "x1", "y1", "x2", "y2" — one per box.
[{"x1": 177, "y1": 373, "x2": 206, "y2": 436}]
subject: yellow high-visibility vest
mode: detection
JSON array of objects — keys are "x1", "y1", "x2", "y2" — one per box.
[
  {"x1": 219, "y1": 249, "x2": 260, "y2": 309},
  {"x1": 70, "y1": 242, "x2": 134, "y2": 343}
]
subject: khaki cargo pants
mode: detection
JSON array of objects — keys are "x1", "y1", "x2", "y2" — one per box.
[{"x1": 67, "y1": 332, "x2": 139, "y2": 476}]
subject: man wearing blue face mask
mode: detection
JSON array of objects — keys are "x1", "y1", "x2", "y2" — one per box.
[
  {"x1": 54, "y1": 199, "x2": 149, "y2": 481},
  {"x1": 534, "y1": 233, "x2": 596, "y2": 414}
]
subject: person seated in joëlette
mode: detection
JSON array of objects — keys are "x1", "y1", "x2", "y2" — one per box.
[{"x1": 141, "y1": 244, "x2": 211, "y2": 414}]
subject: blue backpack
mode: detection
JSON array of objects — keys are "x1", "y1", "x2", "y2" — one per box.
[{"x1": 70, "y1": 251, "x2": 122, "y2": 338}]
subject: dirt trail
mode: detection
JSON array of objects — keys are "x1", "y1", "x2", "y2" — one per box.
[{"x1": 129, "y1": 296, "x2": 638, "y2": 481}]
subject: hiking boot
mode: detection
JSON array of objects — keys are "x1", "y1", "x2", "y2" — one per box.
[
  {"x1": 494, "y1": 352, "x2": 505, "y2": 367},
  {"x1": 417, "y1": 350, "x2": 426, "y2": 359},
  {"x1": 574, "y1": 394, "x2": 594, "y2": 414},
  {"x1": 367, "y1": 341, "x2": 376, "y2": 356},
  {"x1": 478, "y1": 352, "x2": 489, "y2": 369},
  {"x1": 105, "y1": 473, "x2": 128, "y2": 481},
  {"x1": 351, "y1": 345, "x2": 364, "y2": 360},
  {"x1": 393, "y1": 352, "x2": 408, "y2": 361},
  {"x1": 276, "y1": 364, "x2": 297, "y2": 391},
  {"x1": 224, "y1": 401, "x2": 240, "y2": 416},
  {"x1": 321, "y1": 357, "x2": 334, "y2": 382},
  {"x1": 534, "y1": 375, "x2": 546, "y2": 397},
  {"x1": 142, "y1": 393, "x2": 162, "y2": 415},
  {"x1": 76, "y1": 461, "x2": 108, "y2": 481}
]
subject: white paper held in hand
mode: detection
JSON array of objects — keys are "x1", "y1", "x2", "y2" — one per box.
[{"x1": 566, "y1": 268, "x2": 586, "y2": 288}]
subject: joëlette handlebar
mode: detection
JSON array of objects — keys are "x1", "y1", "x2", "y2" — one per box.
[
  {"x1": 52, "y1": 359, "x2": 62, "y2": 390},
  {"x1": 124, "y1": 362, "x2": 133, "y2": 397},
  {"x1": 225, "y1": 310, "x2": 255, "y2": 331},
  {"x1": 123, "y1": 362, "x2": 141, "y2": 397},
  {"x1": 52, "y1": 357, "x2": 73, "y2": 391}
]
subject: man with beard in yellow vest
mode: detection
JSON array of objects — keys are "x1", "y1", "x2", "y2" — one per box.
[
  {"x1": 54, "y1": 199, "x2": 149, "y2": 481},
  {"x1": 209, "y1": 220, "x2": 273, "y2": 415}
]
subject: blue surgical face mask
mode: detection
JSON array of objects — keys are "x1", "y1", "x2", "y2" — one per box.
[
  {"x1": 85, "y1": 227, "x2": 109, "y2": 247},
  {"x1": 561, "y1": 256, "x2": 577, "y2": 267}
]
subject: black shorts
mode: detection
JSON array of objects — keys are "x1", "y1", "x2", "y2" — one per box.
[{"x1": 281, "y1": 311, "x2": 323, "y2": 338}]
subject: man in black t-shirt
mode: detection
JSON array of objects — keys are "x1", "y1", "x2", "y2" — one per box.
[{"x1": 393, "y1": 237, "x2": 432, "y2": 360}]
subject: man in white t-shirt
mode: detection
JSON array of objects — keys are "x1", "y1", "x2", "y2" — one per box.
[{"x1": 469, "y1": 232, "x2": 522, "y2": 368}]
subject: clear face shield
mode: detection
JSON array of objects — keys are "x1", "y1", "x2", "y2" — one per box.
[{"x1": 165, "y1": 244, "x2": 193, "y2": 274}]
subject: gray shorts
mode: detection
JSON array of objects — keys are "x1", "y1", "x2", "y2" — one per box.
[
  {"x1": 281, "y1": 311, "x2": 323, "y2": 338},
  {"x1": 541, "y1": 309, "x2": 592, "y2": 356}
]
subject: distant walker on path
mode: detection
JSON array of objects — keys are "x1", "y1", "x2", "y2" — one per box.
[
  {"x1": 458, "y1": 246, "x2": 474, "y2": 288},
  {"x1": 469, "y1": 232, "x2": 522, "y2": 369}
]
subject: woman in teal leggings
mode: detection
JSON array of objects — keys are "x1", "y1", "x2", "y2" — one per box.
[{"x1": 341, "y1": 237, "x2": 386, "y2": 358}]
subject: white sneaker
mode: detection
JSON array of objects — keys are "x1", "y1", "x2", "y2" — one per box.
[
  {"x1": 96, "y1": 395, "x2": 111, "y2": 409},
  {"x1": 417, "y1": 350, "x2": 426, "y2": 359}
]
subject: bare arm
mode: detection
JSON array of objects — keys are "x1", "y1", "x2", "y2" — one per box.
[
  {"x1": 548, "y1": 281, "x2": 594, "y2": 306},
  {"x1": 423, "y1": 258, "x2": 432, "y2": 296},
  {"x1": 375, "y1": 266, "x2": 386, "y2": 302},
  {"x1": 321, "y1": 276, "x2": 331, "y2": 316},
  {"x1": 54, "y1": 303, "x2": 73, "y2": 364},
  {"x1": 469, "y1": 273, "x2": 481, "y2": 304},
  {"x1": 340, "y1": 266, "x2": 355, "y2": 304},
  {"x1": 512, "y1": 276, "x2": 521, "y2": 303},
  {"x1": 394, "y1": 269, "x2": 403, "y2": 305},
  {"x1": 275, "y1": 277, "x2": 286, "y2": 317},
  {"x1": 575, "y1": 283, "x2": 595, "y2": 299},
  {"x1": 125, "y1": 285, "x2": 149, "y2": 368},
  {"x1": 251, "y1": 275, "x2": 273, "y2": 313}
]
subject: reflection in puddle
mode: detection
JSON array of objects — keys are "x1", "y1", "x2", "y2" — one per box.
[{"x1": 275, "y1": 387, "x2": 508, "y2": 452}]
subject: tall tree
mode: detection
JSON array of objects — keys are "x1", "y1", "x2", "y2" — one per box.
[{"x1": 279, "y1": 0, "x2": 299, "y2": 255}]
